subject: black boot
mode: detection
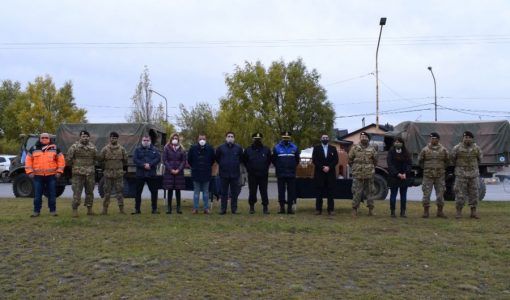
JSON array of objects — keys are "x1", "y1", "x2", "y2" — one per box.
[
  {"x1": 287, "y1": 203, "x2": 294, "y2": 215},
  {"x1": 166, "y1": 198, "x2": 172, "y2": 214},
  {"x1": 176, "y1": 198, "x2": 182, "y2": 214},
  {"x1": 263, "y1": 205, "x2": 269, "y2": 215},
  {"x1": 278, "y1": 203, "x2": 285, "y2": 214},
  {"x1": 249, "y1": 203, "x2": 255, "y2": 214},
  {"x1": 400, "y1": 210, "x2": 407, "y2": 218},
  {"x1": 390, "y1": 209, "x2": 396, "y2": 218}
]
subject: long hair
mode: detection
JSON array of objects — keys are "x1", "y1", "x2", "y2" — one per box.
[
  {"x1": 167, "y1": 133, "x2": 185, "y2": 150},
  {"x1": 391, "y1": 137, "x2": 410, "y2": 160}
]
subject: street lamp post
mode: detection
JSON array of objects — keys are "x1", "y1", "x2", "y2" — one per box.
[
  {"x1": 375, "y1": 17, "x2": 387, "y2": 129},
  {"x1": 149, "y1": 89, "x2": 168, "y2": 123},
  {"x1": 427, "y1": 66, "x2": 437, "y2": 121}
]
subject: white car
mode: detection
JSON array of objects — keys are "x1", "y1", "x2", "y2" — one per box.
[{"x1": 0, "y1": 155, "x2": 16, "y2": 182}]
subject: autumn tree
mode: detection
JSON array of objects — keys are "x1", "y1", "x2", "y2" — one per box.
[
  {"x1": 0, "y1": 80, "x2": 22, "y2": 133},
  {"x1": 177, "y1": 102, "x2": 222, "y2": 147},
  {"x1": 2, "y1": 76, "x2": 87, "y2": 139},
  {"x1": 220, "y1": 58, "x2": 335, "y2": 147}
]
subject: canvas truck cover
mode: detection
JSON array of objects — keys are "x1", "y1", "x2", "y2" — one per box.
[
  {"x1": 56, "y1": 123, "x2": 167, "y2": 156},
  {"x1": 385, "y1": 120, "x2": 510, "y2": 165}
]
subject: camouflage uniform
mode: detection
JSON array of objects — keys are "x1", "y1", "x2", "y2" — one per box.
[
  {"x1": 99, "y1": 143, "x2": 128, "y2": 210},
  {"x1": 348, "y1": 143, "x2": 377, "y2": 209},
  {"x1": 418, "y1": 143, "x2": 449, "y2": 208},
  {"x1": 67, "y1": 141, "x2": 97, "y2": 209},
  {"x1": 451, "y1": 142, "x2": 482, "y2": 209}
]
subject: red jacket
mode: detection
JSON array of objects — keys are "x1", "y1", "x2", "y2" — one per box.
[{"x1": 25, "y1": 142, "x2": 65, "y2": 176}]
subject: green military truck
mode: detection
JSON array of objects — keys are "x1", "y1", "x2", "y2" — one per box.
[
  {"x1": 374, "y1": 120, "x2": 510, "y2": 201},
  {"x1": 9, "y1": 123, "x2": 167, "y2": 198}
]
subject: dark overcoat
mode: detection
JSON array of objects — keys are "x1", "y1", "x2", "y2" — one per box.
[
  {"x1": 312, "y1": 144, "x2": 339, "y2": 188},
  {"x1": 162, "y1": 144, "x2": 186, "y2": 190}
]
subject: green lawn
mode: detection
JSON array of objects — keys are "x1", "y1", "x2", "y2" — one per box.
[{"x1": 0, "y1": 198, "x2": 509, "y2": 299}]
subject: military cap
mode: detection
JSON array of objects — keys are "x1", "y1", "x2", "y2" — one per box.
[
  {"x1": 360, "y1": 131, "x2": 371, "y2": 140},
  {"x1": 430, "y1": 132, "x2": 440, "y2": 139},
  {"x1": 80, "y1": 130, "x2": 90, "y2": 137},
  {"x1": 252, "y1": 132, "x2": 263, "y2": 139},
  {"x1": 110, "y1": 131, "x2": 119, "y2": 138},
  {"x1": 463, "y1": 131, "x2": 474, "y2": 138},
  {"x1": 281, "y1": 131, "x2": 292, "y2": 138}
]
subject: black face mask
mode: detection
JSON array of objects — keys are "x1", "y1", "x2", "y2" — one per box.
[
  {"x1": 321, "y1": 139, "x2": 329, "y2": 145},
  {"x1": 283, "y1": 140, "x2": 290, "y2": 146},
  {"x1": 254, "y1": 140, "x2": 262, "y2": 146}
]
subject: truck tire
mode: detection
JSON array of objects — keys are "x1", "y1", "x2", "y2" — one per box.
[
  {"x1": 98, "y1": 177, "x2": 132, "y2": 198},
  {"x1": 444, "y1": 177, "x2": 486, "y2": 201},
  {"x1": 12, "y1": 173, "x2": 34, "y2": 198},
  {"x1": 372, "y1": 173, "x2": 389, "y2": 200},
  {"x1": 478, "y1": 178, "x2": 486, "y2": 201}
]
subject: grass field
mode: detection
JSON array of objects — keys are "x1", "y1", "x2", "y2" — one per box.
[{"x1": 0, "y1": 197, "x2": 509, "y2": 299}]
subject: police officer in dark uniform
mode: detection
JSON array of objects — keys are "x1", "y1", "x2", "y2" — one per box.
[
  {"x1": 243, "y1": 132, "x2": 272, "y2": 214},
  {"x1": 272, "y1": 131, "x2": 300, "y2": 214}
]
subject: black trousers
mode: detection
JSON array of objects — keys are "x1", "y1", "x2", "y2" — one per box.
[
  {"x1": 220, "y1": 177, "x2": 239, "y2": 212},
  {"x1": 135, "y1": 177, "x2": 158, "y2": 211},
  {"x1": 248, "y1": 174, "x2": 269, "y2": 206},
  {"x1": 315, "y1": 178, "x2": 335, "y2": 212},
  {"x1": 277, "y1": 177, "x2": 296, "y2": 205}
]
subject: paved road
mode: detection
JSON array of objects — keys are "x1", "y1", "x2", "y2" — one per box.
[{"x1": 1, "y1": 181, "x2": 509, "y2": 201}]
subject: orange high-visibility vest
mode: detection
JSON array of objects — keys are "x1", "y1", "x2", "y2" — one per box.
[{"x1": 25, "y1": 144, "x2": 65, "y2": 176}]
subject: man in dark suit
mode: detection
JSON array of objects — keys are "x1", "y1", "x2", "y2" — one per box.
[{"x1": 312, "y1": 134, "x2": 339, "y2": 215}]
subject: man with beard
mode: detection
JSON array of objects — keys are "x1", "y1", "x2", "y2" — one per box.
[{"x1": 243, "y1": 132, "x2": 272, "y2": 214}]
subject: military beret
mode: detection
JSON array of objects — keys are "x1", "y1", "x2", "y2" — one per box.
[
  {"x1": 80, "y1": 130, "x2": 90, "y2": 137},
  {"x1": 360, "y1": 131, "x2": 371, "y2": 140},
  {"x1": 430, "y1": 132, "x2": 440, "y2": 139},
  {"x1": 110, "y1": 131, "x2": 119, "y2": 138},
  {"x1": 252, "y1": 132, "x2": 263, "y2": 139},
  {"x1": 281, "y1": 131, "x2": 292, "y2": 138},
  {"x1": 463, "y1": 131, "x2": 474, "y2": 138}
]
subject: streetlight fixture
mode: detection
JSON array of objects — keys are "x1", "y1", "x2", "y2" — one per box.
[
  {"x1": 427, "y1": 66, "x2": 438, "y2": 121},
  {"x1": 375, "y1": 17, "x2": 387, "y2": 129},
  {"x1": 149, "y1": 89, "x2": 168, "y2": 123}
]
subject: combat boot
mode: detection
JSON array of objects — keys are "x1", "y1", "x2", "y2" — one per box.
[
  {"x1": 119, "y1": 205, "x2": 125, "y2": 214},
  {"x1": 72, "y1": 209, "x2": 78, "y2": 218},
  {"x1": 368, "y1": 207, "x2": 374, "y2": 216},
  {"x1": 470, "y1": 207, "x2": 480, "y2": 219},
  {"x1": 263, "y1": 205, "x2": 269, "y2": 215},
  {"x1": 400, "y1": 210, "x2": 407, "y2": 218},
  {"x1": 101, "y1": 206, "x2": 108, "y2": 215},
  {"x1": 422, "y1": 206, "x2": 429, "y2": 218},
  {"x1": 176, "y1": 199, "x2": 182, "y2": 214},
  {"x1": 278, "y1": 203, "x2": 285, "y2": 214},
  {"x1": 287, "y1": 204, "x2": 295, "y2": 215},
  {"x1": 390, "y1": 209, "x2": 396, "y2": 218},
  {"x1": 249, "y1": 203, "x2": 255, "y2": 214},
  {"x1": 87, "y1": 206, "x2": 95, "y2": 216},
  {"x1": 166, "y1": 199, "x2": 172, "y2": 214},
  {"x1": 455, "y1": 206, "x2": 462, "y2": 219},
  {"x1": 436, "y1": 205, "x2": 447, "y2": 218},
  {"x1": 351, "y1": 208, "x2": 358, "y2": 217}
]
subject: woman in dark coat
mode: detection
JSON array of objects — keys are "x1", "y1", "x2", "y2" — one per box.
[
  {"x1": 163, "y1": 133, "x2": 186, "y2": 214},
  {"x1": 387, "y1": 137, "x2": 412, "y2": 218}
]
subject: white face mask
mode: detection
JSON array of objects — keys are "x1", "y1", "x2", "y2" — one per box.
[
  {"x1": 142, "y1": 141, "x2": 150, "y2": 147},
  {"x1": 226, "y1": 137, "x2": 234, "y2": 144},
  {"x1": 171, "y1": 139, "x2": 179, "y2": 145},
  {"x1": 199, "y1": 140, "x2": 206, "y2": 146}
]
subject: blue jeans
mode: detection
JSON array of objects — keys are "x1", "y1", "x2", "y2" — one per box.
[
  {"x1": 389, "y1": 186, "x2": 408, "y2": 212},
  {"x1": 33, "y1": 175, "x2": 56, "y2": 213},
  {"x1": 193, "y1": 181, "x2": 209, "y2": 209}
]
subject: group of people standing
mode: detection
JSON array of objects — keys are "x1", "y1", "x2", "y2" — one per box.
[{"x1": 25, "y1": 128, "x2": 483, "y2": 220}]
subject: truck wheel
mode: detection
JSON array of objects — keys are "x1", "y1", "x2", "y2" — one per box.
[
  {"x1": 56, "y1": 185, "x2": 65, "y2": 198},
  {"x1": 372, "y1": 174, "x2": 389, "y2": 200},
  {"x1": 12, "y1": 174, "x2": 34, "y2": 198},
  {"x1": 479, "y1": 178, "x2": 486, "y2": 201},
  {"x1": 98, "y1": 177, "x2": 131, "y2": 198}
]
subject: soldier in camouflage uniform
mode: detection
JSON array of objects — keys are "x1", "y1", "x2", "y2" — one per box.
[
  {"x1": 348, "y1": 132, "x2": 378, "y2": 217},
  {"x1": 98, "y1": 132, "x2": 128, "y2": 215},
  {"x1": 451, "y1": 131, "x2": 483, "y2": 219},
  {"x1": 418, "y1": 132, "x2": 450, "y2": 218},
  {"x1": 66, "y1": 130, "x2": 98, "y2": 217}
]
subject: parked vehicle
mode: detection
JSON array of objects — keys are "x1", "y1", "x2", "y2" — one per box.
[{"x1": 0, "y1": 155, "x2": 16, "y2": 183}]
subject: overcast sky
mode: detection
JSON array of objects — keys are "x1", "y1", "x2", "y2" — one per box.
[{"x1": 1, "y1": 0, "x2": 509, "y2": 133}]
